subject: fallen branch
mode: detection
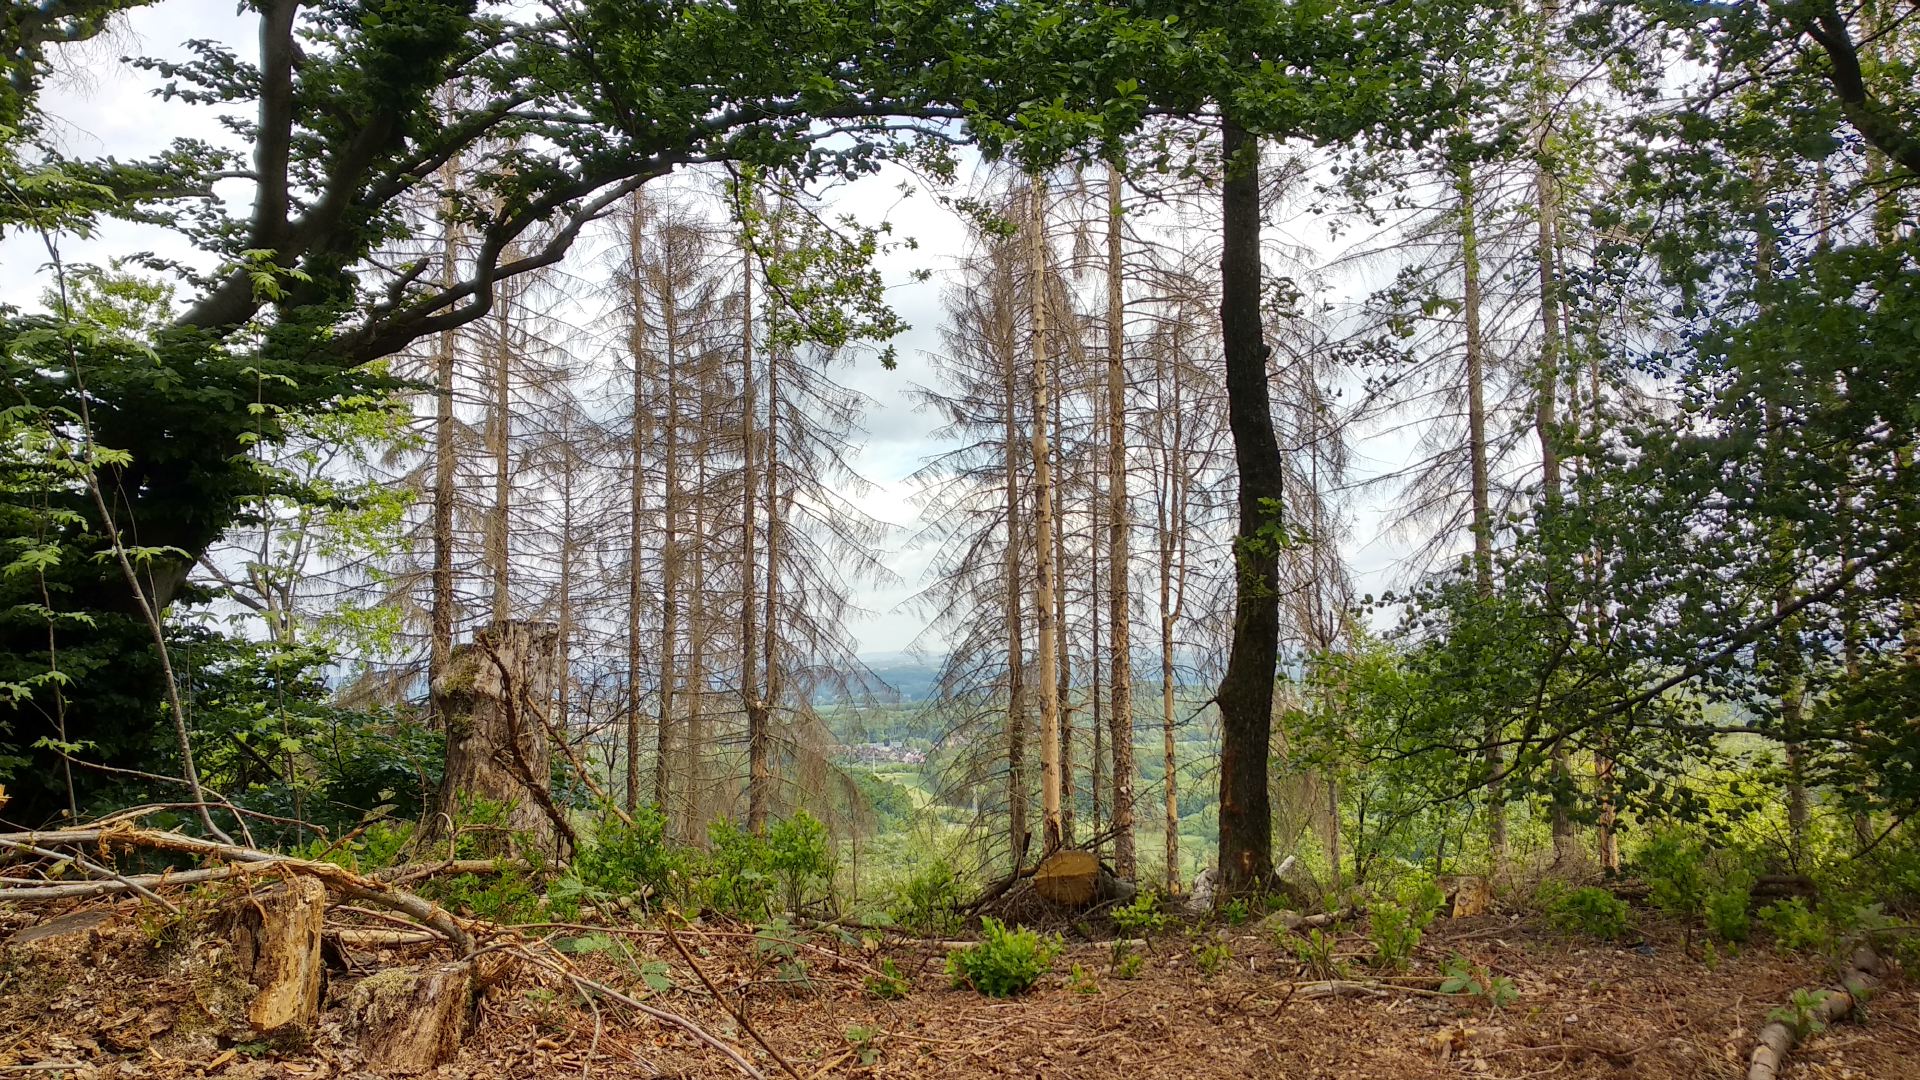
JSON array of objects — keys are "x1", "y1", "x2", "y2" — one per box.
[
  {"x1": 1748, "y1": 944, "x2": 1885, "y2": 1080},
  {"x1": 375, "y1": 858, "x2": 527, "y2": 887},
  {"x1": 662, "y1": 913, "x2": 805, "y2": 1080},
  {"x1": 507, "y1": 945, "x2": 767, "y2": 1080},
  {"x1": 0, "y1": 826, "x2": 475, "y2": 954}
]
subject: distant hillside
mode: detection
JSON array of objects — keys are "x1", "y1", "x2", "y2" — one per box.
[{"x1": 859, "y1": 652, "x2": 942, "y2": 703}]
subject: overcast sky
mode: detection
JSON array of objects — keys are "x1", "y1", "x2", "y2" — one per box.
[{"x1": 5, "y1": 2, "x2": 1426, "y2": 658}]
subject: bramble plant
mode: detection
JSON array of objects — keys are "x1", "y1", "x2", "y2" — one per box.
[
  {"x1": 1439, "y1": 954, "x2": 1517, "y2": 1011},
  {"x1": 1543, "y1": 886, "x2": 1631, "y2": 941},
  {"x1": 1287, "y1": 928, "x2": 1347, "y2": 981},
  {"x1": 1758, "y1": 898, "x2": 1829, "y2": 953},
  {"x1": 1767, "y1": 988, "x2": 1831, "y2": 1039},
  {"x1": 865, "y1": 958, "x2": 910, "y2": 1000},
  {"x1": 1192, "y1": 940, "x2": 1233, "y2": 977},
  {"x1": 1111, "y1": 891, "x2": 1172, "y2": 936},
  {"x1": 1704, "y1": 878, "x2": 1753, "y2": 943},
  {"x1": 946, "y1": 918, "x2": 1062, "y2": 997}
]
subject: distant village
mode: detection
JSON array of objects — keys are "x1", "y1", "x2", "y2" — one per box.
[{"x1": 834, "y1": 742, "x2": 927, "y2": 766}]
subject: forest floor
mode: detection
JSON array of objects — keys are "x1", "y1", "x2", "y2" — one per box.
[{"x1": 3, "y1": 900, "x2": 1915, "y2": 1079}]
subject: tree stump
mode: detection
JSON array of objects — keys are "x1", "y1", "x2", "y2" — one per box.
[
  {"x1": 345, "y1": 961, "x2": 474, "y2": 1075},
  {"x1": 430, "y1": 620, "x2": 562, "y2": 854},
  {"x1": 1033, "y1": 850, "x2": 1101, "y2": 906},
  {"x1": 228, "y1": 877, "x2": 327, "y2": 1039}
]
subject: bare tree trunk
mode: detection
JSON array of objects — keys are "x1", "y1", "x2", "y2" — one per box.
[
  {"x1": 1028, "y1": 176, "x2": 1065, "y2": 853},
  {"x1": 1460, "y1": 152, "x2": 1493, "y2": 600},
  {"x1": 625, "y1": 204, "x2": 649, "y2": 815},
  {"x1": 740, "y1": 217, "x2": 768, "y2": 834},
  {"x1": 487, "y1": 291, "x2": 512, "y2": 622},
  {"x1": 755, "y1": 334, "x2": 782, "y2": 834},
  {"x1": 430, "y1": 177, "x2": 459, "y2": 727},
  {"x1": 1154, "y1": 328, "x2": 1187, "y2": 894},
  {"x1": 1529, "y1": 0, "x2": 1578, "y2": 873},
  {"x1": 1001, "y1": 245, "x2": 1031, "y2": 872},
  {"x1": 1215, "y1": 115, "x2": 1280, "y2": 893},
  {"x1": 1105, "y1": 162, "x2": 1137, "y2": 880},
  {"x1": 686, "y1": 420, "x2": 712, "y2": 846},
  {"x1": 655, "y1": 268, "x2": 681, "y2": 819},
  {"x1": 1052, "y1": 313, "x2": 1075, "y2": 846}
]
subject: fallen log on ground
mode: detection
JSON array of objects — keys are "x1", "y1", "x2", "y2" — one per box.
[
  {"x1": 1747, "y1": 944, "x2": 1886, "y2": 1080},
  {"x1": 0, "y1": 825, "x2": 476, "y2": 954}
]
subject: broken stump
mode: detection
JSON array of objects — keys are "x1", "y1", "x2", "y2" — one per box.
[
  {"x1": 1033, "y1": 850, "x2": 1101, "y2": 906},
  {"x1": 345, "y1": 961, "x2": 474, "y2": 1076},
  {"x1": 229, "y1": 876, "x2": 327, "y2": 1039}
]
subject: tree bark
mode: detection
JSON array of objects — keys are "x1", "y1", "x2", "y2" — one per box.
[
  {"x1": 1215, "y1": 114, "x2": 1281, "y2": 894},
  {"x1": 1000, "y1": 243, "x2": 1031, "y2": 873},
  {"x1": 1105, "y1": 161, "x2": 1137, "y2": 880},
  {"x1": 1028, "y1": 175, "x2": 1065, "y2": 853},
  {"x1": 626, "y1": 202, "x2": 649, "y2": 815},
  {"x1": 432, "y1": 620, "x2": 562, "y2": 854}
]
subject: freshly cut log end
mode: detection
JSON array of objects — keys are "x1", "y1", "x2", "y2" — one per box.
[
  {"x1": 346, "y1": 961, "x2": 474, "y2": 1076},
  {"x1": 229, "y1": 877, "x2": 327, "y2": 1039},
  {"x1": 1033, "y1": 850, "x2": 1101, "y2": 906}
]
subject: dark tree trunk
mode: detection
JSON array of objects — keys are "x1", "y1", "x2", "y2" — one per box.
[{"x1": 1214, "y1": 114, "x2": 1280, "y2": 894}]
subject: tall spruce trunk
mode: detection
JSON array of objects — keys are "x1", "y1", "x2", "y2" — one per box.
[
  {"x1": 487, "y1": 293, "x2": 512, "y2": 621},
  {"x1": 1000, "y1": 247, "x2": 1031, "y2": 871},
  {"x1": 1155, "y1": 330, "x2": 1185, "y2": 894},
  {"x1": 655, "y1": 257, "x2": 682, "y2": 818},
  {"x1": 757, "y1": 336, "x2": 783, "y2": 833},
  {"x1": 624, "y1": 205, "x2": 648, "y2": 814},
  {"x1": 740, "y1": 222, "x2": 768, "y2": 834},
  {"x1": 1028, "y1": 176, "x2": 1065, "y2": 852},
  {"x1": 1052, "y1": 317, "x2": 1075, "y2": 846},
  {"x1": 1105, "y1": 162, "x2": 1137, "y2": 879},
  {"x1": 430, "y1": 194, "x2": 458, "y2": 727},
  {"x1": 1215, "y1": 115, "x2": 1281, "y2": 893}
]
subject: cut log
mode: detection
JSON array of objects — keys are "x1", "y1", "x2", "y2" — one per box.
[
  {"x1": 1748, "y1": 945, "x2": 1884, "y2": 1080},
  {"x1": 228, "y1": 877, "x2": 327, "y2": 1039},
  {"x1": 345, "y1": 961, "x2": 474, "y2": 1076},
  {"x1": 1032, "y1": 849, "x2": 1101, "y2": 906}
]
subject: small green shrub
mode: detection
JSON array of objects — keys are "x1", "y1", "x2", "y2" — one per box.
[
  {"x1": 1759, "y1": 898, "x2": 1829, "y2": 952},
  {"x1": 1704, "y1": 878, "x2": 1753, "y2": 943},
  {"x1": 888, "y1": 859, "x2": 963, "y2": 936},
  {"x1": 766, "y1": 811, "x2": 835, "y2": 912},
  {"x1": 946, "y1": 918, "x2": 1062, "y2": 997},
  {"x1": 865, "y1": 957, "x2": 910, "y2": 1000},
  {"x1": 572, "y1": 805, "x2": 672, "y2": 900},
  {"x1": 1637, "y1": 828, "x2": 1705, "y2": 915},
  {"x1": 1368, "y1": 904, "x2": 1423, "y2": 971},
  {"x1": 1221, "y1": 898, "x2": 1250, "y2": 926},
  {"x1": 1544, "y1": 886, "x2": 1630, "y2": 941},
  {"x1": 1440, "y1": 954, "x2": 1518, "y2": 1010},
  {"x1": 844, "y1": 1024, "x2": 883, "y2": 1067},
  {"x1": 1068, "y1": 962, "x2": 1101, "y2": 994},
  {"x1": 1767, "y1": 988, "x2": 1830, "y2": 1039},
  {"x1": 1287, "y1": 927, "x2": 1347, "y2": 981},
  {"x1": 1110, "y1": 940, "x2": 1145, "y2": 979},
  {"x1": 700, "y1": 819, "x2": 776, "y2": 916},
  {"x1": 1111, "y1": 891, "x2": 1172, "y2": 936},
  {"x1": 1192, "y1": 940, "x2": 1233, "y2": 977}
]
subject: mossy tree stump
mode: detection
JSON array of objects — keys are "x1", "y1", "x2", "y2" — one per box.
[{"x1": 429, "y1": 620, "x2": 561, "y2": 855}]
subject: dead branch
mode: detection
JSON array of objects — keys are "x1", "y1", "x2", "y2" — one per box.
[
  {"x1": 662, "y1": 914, "x2": 805, "y2": 1080},
  {"x1": 506, "y1": 945, "x2": 768, "y2": 1080},
  {"x1": 0, "y1": 826, "x2": 474, "y2": 953},
  {"x1": 1748, "y1": 944, "x2": 1885, "y2": 1080}
]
